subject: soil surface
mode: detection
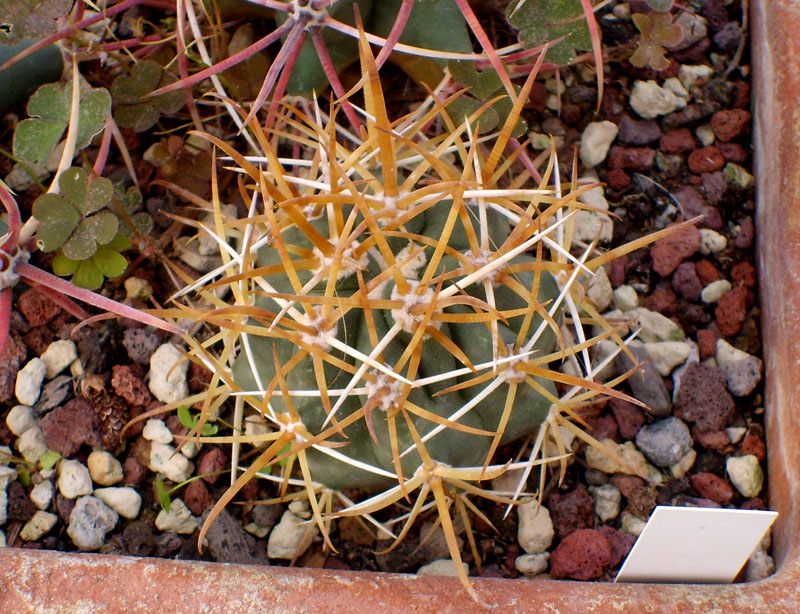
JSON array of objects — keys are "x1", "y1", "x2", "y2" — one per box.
[{"x1": 0, "y1": 0, "x2": 768, "y2": 585}]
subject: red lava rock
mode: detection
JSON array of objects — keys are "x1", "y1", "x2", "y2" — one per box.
[
  {"x1": 546, "y1": 485, "x2": 596, "y2": 540},
  {"x1": 609, "y1": 398, "x2": 645, "y2": 440},
  {"x1": 22, "y1": 326, "x2": 55, "y2": 356},
  {"x1": 672, "y1": 262, "x2": 703, "y2": 301},
  {"x1": 596, "y1": 525, "x2": 636, "y2": 568},
  {"x1": 6, "y1": 481, "x2": 36, "y2": 522},
  {"x1": 56, "y1": 493, "x2": 76, "y2": 523},
  {"x1": 198, "y1": 447, "x2": 228, "y2": 484},
  {"x1": 674, "y1": 362, "x2": 735, "y2": 433},
  {"x1": 16, "y1": 288, "x2": 61, "y2": 327},
  {"x1": 692, "y1": 425, "x2": 731, "y2": 450},
  {"x1": 188, "y1": 361, "x2": 214, "y2": 393},
  {"x1": 123, "y1": 456, "x2": 147, "y2": 486},
  {"x1": 741, "y1": 431, "x2": 766, "y2": 462},
  {"x1": 695, "y1": 259, "x2": 721, "y2": 286},
  {"x1": 711, "y1": 109, "x2": 751, "y2": 141},
  {"x1": 111, "y1": 365, "x2": 152, "y2": 406},
  {"x1": 731, "y1": 261, "x2": 757, "y2": 288},
  {"x1": 129, "y1": 436, "x2": 152, "y2": 468},
  {"x1": 607, "y1": 146, "x2": 656, "y2": 171},
  {"x1": 528, "y1": 82, "x2": 548, "y2": 112},
  {"x1": 184, "y1": 479, "x2": 215, "y2": 515},
  {"x1": 741, "y1": 497, "x2": 767, "y2": 511},
  {"x1": 732, "y1": 81, "x2": 751, "y2": 109},
  {"x1": 605, "y1": 256, "x2": 629, "y2": 288},
  {"x1": 644, "y1": 287, "x2": 678, "y2": 316},
  {"x1": 609, "y1": 474, "x2": 646, "y2": 497},
  {"x1": 701, "y1": 171, "x2": 729, "y2": 205},
  {"x1": 697, "y1": 328, "x2": 719, "y2": 360},
  {"x1": 0, "y1": 331, "x2": 26, "y2": 403},
  {"x1": 549, "y1": 529, "x2": 612, "y2": 580},
  {"x1": 689, "y1": 472, "x2": 735, "y2": 505},
  {"x1": 237, "y1": 477, "x2": 259, "y2": 502},
  {"x1": 716, "y1": 142, "x2": 748, "y2": 163},
  {"x1": 650, "y1": 223, "x2": 701, "y2": 276},
  {"x1": 606, "y1": 168, "x2": 631, "y2": 190},
  {"x1": 40, "y1": 398, "x2": 102, "y2": 456},
  {"x1": 734, "y1": 217, "x2": 755, "y2": 248},
  {"x1": 616, "y1": 115, "x2": 663, "y2": 145},
  {"x1": 715, "y1": 286, "x2": 748, "y2": 336},
  {"x1": 626, "y1": 485, "x2": 658, "y2": 519},
  {"x1": 587, "y1": 414, "x2": 618, "y2": 443},
  {"x1": 660, "y1": 128, "x2": 696, "y2": 153},
  {"x1": 688, "y1": 146, "x2": 725, "y2": 173}
]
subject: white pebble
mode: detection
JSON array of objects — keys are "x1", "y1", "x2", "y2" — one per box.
[
  {"x1": 669, "y1": 448, "x2": 697, "y2": 479},
  {"x1": 701, "y1": 279, "x2": 733, "y2": 304},
  {"x1": 30, "y1": 479, "x2": 54, "y2": 510},
  {"x1": 580, "y1": 121, "x2": 618, "y2": 168},
  {"x1": 155, "y1": 498, "x2": 198, "y2": 534},
  {"x1": 515, "y1": 553, "x2": 550, "y2": 577},
  {"x1": 699, "y1": 228, "x2": 727, "y2": 254},
  {"x1": 94, "y1": 487, "x2": 142, "y2": 520},
  {"x1": 149, "y1": 442, "x2": 194, "y2": 483},
  {"x1": 517, "y1": 500, "x2": 554, "y2": 554},
  {"x1": 620, "y1": 511, "x2": 647, "y2": 536},
  {"x1": 679, "y1": 64, "x2": 714, "y2": 90},
  {"x1": 695, "y1": 123, "x2": 715, "y2": 146},
  {"x1": 726, "y1": 455, "x2": 763, "y2": 498},
  {"x1": 87, "y1": 450, "x2": 124, "y2": 486},
  {"x1": 58, "y1": 459, "x2": 93, "y2": 499},
  {"x1": 581, "y1": 266, "x2": 613, "y2": 312},
  {"x1": 630, "y1": 80, "x2": 687, "y2": 119},
  {"x1": 142, "y1": 418, "x2": 174, "y2": 444},
  {"x1": 17, "y1": 426, "x2": 48, "y2": 463},
  {"x1": 0, "y1": 490, "x2": 6, "y2": 525},
  {"x1": 40, "y1": 340, "x2": 78, "y2": 379},
  {"x1": 726, "y1": 426, "x2": 747, "y2": 444},
  {"x1": 627, "y1": 308, "x2": 684, "y2": 342},
  {"x1": 180, "y1": 440, "x2": 202, "y2": 459},
  {"x1": 585, "y1": 439, "x2": 663, "y2": 483},
  {"x1": 613, "y1": 285, "x2": 639, "y2": 311},
  {"x1": 0, "y1": 530, "x2": 5, "y2": 547},
  {"x1": 6, "y1": 405, "x2": 35, "y2": 436},
  {"x1": 20, "y1": 510, "x2": 58, "y2": 541},
  {"x1": 148, "y1": 344, "x2": 189, "y2": 404},
  {"x1": 589, "y1": 484, "x2": 621, "y2": 521},
  {"x1": 663, "y1": 77, "x2": 690, "y2": 101},
  {"x1": 68, "y1": 495, "x2": 118, "y2": 550},
  {"x1": 268, "y1": 509, "x2": 319, "y2": 559},
  {"x1": 644, "y1": 341, "x2": 692, "y2": 376},
  {"x1": 15, "y1": 358, "x2": 47, "y2": 406},
  {"x1": 417, "y1": 559, "x2": 469, "y2": 578}
]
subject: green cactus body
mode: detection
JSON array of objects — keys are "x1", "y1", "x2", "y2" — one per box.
[{"x1": 232, "y1": 194, "x2": 560, "y2": 492}]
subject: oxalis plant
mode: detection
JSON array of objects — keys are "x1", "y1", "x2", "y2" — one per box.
[{"x1": 155, "y1": 35, "x2": 695, "y2": 604}]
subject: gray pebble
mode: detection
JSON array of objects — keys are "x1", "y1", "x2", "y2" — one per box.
[
  {"x1": 68, "y1": 495, "x2": 119, "y2": 550},
  {"x1": 201, "y1": 508, "x2": 260, "y2": 564},
  {"x1": 616, "y1": 344, "x2": 672, "y2": 416},
  {"x1": 635, "y1": 417, "x2": 692, "y2": 467}
]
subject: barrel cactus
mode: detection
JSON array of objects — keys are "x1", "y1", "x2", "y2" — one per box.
[{"x1": 172, "y1": 36, "x2": 648, "y2": 601}]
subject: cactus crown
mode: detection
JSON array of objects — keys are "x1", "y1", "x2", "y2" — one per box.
[{"x1": 169, "y1": 35, "x2": 651, "y2": 602}]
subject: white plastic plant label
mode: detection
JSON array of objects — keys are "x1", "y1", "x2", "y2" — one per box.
[{"x1": 615, "y1": 505, "x2": 778, "y2": 583}]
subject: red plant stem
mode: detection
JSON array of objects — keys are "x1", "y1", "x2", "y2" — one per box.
[
  {"x1": 579, "y1": 0, "x2": 604, "y2": 111},
  {"x1": 508, "y1": 137, "x2": 543, "y2": 184},
  {"x1": 374, "y1": 0, "x2": 414, "y2": 69},
  {"x1": 451, "y1": 0, "x2": 514, "y2": 97},
  {"x1": 0, "y1": 182, "x2": 21, "y2": 253},
  {"x1": 0, "y1": 289, "x2": 11, "y2": 357},
  {"x1": 149, "y1": 18, "x2": 296, "y2": 97},
  {"x1": 309, "y1": 30, "x2": 363, "y2": 132},
  {"x1": 250, "y1": 19, "x2": 307, "y2": 129},
  {"x1": 95, "y1": 34, "x2": 165, "y2": 52},
  {"x1": 17, "y1": 262, "x2": 185, "y2": 335},
  {"x1": 0, "y1": 0, "x2": 144, "y2": 73},
  {"x1": 91, "y1": 121, "x2": 114, "y2": 180}
]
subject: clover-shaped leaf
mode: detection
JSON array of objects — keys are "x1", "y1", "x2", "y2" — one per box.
[
  {"x1": 506, "y1": 0, "x2": 593, "y2": 66},
  {"x1": 111, "y1": 60, "x2": 185, "y2": 132},
  {"x1": 630, "y1": 12, "x2": 684, "y2": 71},
  {"x1": 13, "y1": 82, "x2": 111, "y2": 166},
  {"x1": 53, "y1": 236, "x2": 129, "y2": 289},
  {"x1": 32, "y1": 167, "x2": 117, "y2": 260},
  {"x1": 0, "y1": 0, "x2": 72, "y2": 45}
]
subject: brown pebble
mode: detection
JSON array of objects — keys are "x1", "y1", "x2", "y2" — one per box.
[
  {"x1": 660, "y1": 128, "x2": 696, "y2": 153},
  {"x1": 710, "y1": 109, "x2": 751, "y2": 142},
  {"x1": 550, "y1": 529, "x2": 612, "y2": 580},
  {"x1": 715, "y1": 287, "x2": 749, "y2": 336},
  {"x1": 696, "y1": 259, "x2": 721, "y2": 285},
  {"x1": 696, "y1": 328, "x2": 719, "y2": 360},
  {"x1": 607, "y1": 146, "x2": 656, "y2": 171},
  {"x1": 689, "y1": 472, "x2": 735, "y2": 505},
  {"x1": 16, "y1": 288, "x2": 61, "y2": 327},
  {"x1": 650, "y1": 223, "x2": 701, "y2": 276}
]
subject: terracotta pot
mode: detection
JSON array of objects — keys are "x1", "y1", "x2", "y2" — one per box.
[{"x1": 2, "y1": 0, "x2": 799, "y2": 611}]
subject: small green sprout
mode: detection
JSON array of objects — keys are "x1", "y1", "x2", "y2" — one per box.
[
  {"x1": 33, "y1": 167, "x2": 131, "y2": 289},
  {"x1": 38, "y1": 450, "x2": 61, "y2": 470},
  {"x1": 111, "y1": 60, "x2": 185, "y2": 132},
  {"x1": 177, "y1": 404, "x2": 219, "y2": 436},
  {"x1": 630, "y1": 12, "x2": 684, "y2": 71}
]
